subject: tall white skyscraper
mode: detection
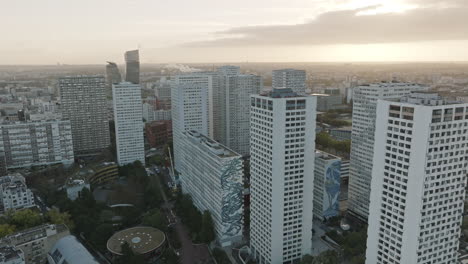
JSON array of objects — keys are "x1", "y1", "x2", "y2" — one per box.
[
  {"x1": 179, "y1": 130, "x2": 243, "y2": 247},
  {"x1": 171, "y1": 73, "x2": 213, "y2": 172},
  {"x1": 217, "y1": 73, "x2": 263, "y2": 156},
  {"x1": 250, "y1": 89, "x2": 316, "y2": 264},
  {"x1": 112, "y1": 82, "x2": 145, "y2": 166},
  {"x1": 348, "y1": 83, "x2": 428, "y2": 221},
  {"x1": 59, "y1": 76, "x2": 110, "y2": 156},
  {"x1": 366, "y1": 92, "x2": 467, "y2": 264},
  {"x1": 272, "y1": 69, "x2": 306, "y2": 95}
]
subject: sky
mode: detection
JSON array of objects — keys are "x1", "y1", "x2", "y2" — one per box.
[{"x1": 1, "y1": 0, "x2": 468, "y2": 64}]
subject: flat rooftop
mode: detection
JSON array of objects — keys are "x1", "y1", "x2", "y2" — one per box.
[
  {"x1": 186, "y1": 130, "x2": 240, "y2": 158},
  {"x1": 107, "y1": 226, "x2": 165, "y2": 255}
]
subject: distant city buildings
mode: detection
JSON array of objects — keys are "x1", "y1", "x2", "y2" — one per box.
[
  {"x1": 313, "y1": 151, "x2": 341, "y2": 220},
  {"x1": 0, "y1": 174, "x2": 35, "y2": 213},
  {"x1": 124, "y1": 50, "x2": 140, "y2": 84},
  {"x1": 0, "y1": 120, "x2": 74, "y2": 171},
  {"x1": 142, "y1": 103, "x2": 171, "y2": 122},
  {"x1": 366, "y1": 92, "x2": 467, "y2": 264},
  {"x1": 314, "y1": 93, "x2": 345, "y2": 112},
  {"x1": 112, "y1": 82, "x2": 145, "y2": 166},
  {"x1": 145, "y1": 120, "x2": 172, "y2": 149},
  {"x1": 348, "y1": 83, "x2": 428, "y2": 221},
  {"x1": 250, "y1": 89, "x2": 316, "y2": 264},
  {"x1": 179, "y1": 130, "x2": 243, "y2": 246},
  {"x1": 105, "y1": 62, "x2": 122, "y2": 92},
  {"x1": 59, "y1": 76, "x2": 110, "y2": 156},
  {"x1": 272, "y1": 69, "x2": 306, "y2": 95}
]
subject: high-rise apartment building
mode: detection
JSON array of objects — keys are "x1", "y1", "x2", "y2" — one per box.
[
  {"x1": 250, "y1": 89, "x2": 316, "y2": 264},
  {"x1": 105, "y1": 62, "x2": 122, "y2": 90},
  {"x1": 112, "y1": 82, "x2": 145, "y2": 166},
  {"x1": 217, "y1": 73, "x2": 262, "y2": 156},
  {"x1": 59, "y1": 76, "x2": 110, "y2": 156},
  {"x1": 124, "y1": 50, "x2": 140, "y2": 84},
  {"x1": 272, "y1": 69, "x2": 306, "y2": 95},
  {"x1": 0, "y1": 120, "x2": 74, "y2": 170},
  {"x1": 348, "y1": 83, "x2": 427, "y2": 221},
  {"x1": 366, "y1": 92, "x2": 468, "y2": 264},
  {"x1": 313, "y1": 151, "x2": 341, "y2": 220},
  {"x1": 179, "y1": 130, "x2": 243, "y2": 246},
  {"x1": 171, "y1": 73, "x2": 213, "y2": 172}
]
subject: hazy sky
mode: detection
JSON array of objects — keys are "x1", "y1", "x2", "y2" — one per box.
[{"x1": 1, "y1": 0, "x2": 468, "y2": 64}]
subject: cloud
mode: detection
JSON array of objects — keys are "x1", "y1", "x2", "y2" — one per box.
[{"x1": 185, "y1": 2, "x2": 468, "y2": 47}]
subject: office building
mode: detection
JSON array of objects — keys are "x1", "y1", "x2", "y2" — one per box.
[
  {"x1": 145, "y1": 120, "x2": 172, "y2": 148},
  {"x1": 217, "y1": 73, "x2": 262, "y2": 156},
  {"x1": 329, "y1": 126, "x2": 352, "y2": 141},
  {"x1": 0, "y1": 120, "x2": 74, "y2": 170},
  {"x1": 112, "y1": 82, "x2": 145, "y2": 166},
  {"x1": 171, "y1": 73, "x2": 213, "y2": 171},
  {"x1": 314, "y1": 94, "x2": 344, "y2": 112},
  {"x1": 250, "y1": 89, "x2": 316, "y2": 264},
  {"x1": 0, "y1": 245, "x2": 24, "y2": 264},
  {"x1": 155, "y1": 79, "x2": 172, "y2": 101},
  {"x1": 142, "y1": 103, "x2": 171, "y2": 122},
  {"x1": 59, "y1": 76, "x2": 110, "y2": 156},
  {"x1": 313, "y1": 151, "x2": 341, "y2": 220},
  {"x1": 125, "y1": 50, "x2": 140, "y2": 84},
  {"x1": 348, "y1": 83, "x2": 428, "y2": 221},
  {"x1": 0, "y1": 174, "x2": 35, "y2": 213},
  {"x1": 366, "y1": 92, "x2": 468, "y2": 264},
  {"x1": 217, "y1": 65, "x2": 241, "y2": 76},
  {"x1": 48, "y1": 235, "x2": 99, "y2": 264},
  {"x1": 105, "y1": 61, "x2": 122, "y2": 90},
  {"x1": 0, "y1": 224, "x2": 70, "y2": 264},
  {"x1": 179, "y1": 130, "x2": 243, "y2": 246},
  {"x1": 272, "y1": 69, "x2": 306, "y2": 95}
]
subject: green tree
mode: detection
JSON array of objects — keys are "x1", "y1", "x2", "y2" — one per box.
[
  {"x1": 161, "y1": 249, "x2": 179, "y2": 264},
  {"x1": 200, "y1": 211, "x2": 215, "y2": 243},
  {"x1": 47, "y1": 209, "x2": 75, "y2": 231},
  {"x1": 90, "y1": 223, "x2": 115, "y2": 251},
  {"x1": 9, "y1": 209, "x2": 43, "y2": 229},
  {"x1": 212, "y1": 248, "x2": 231, "y2": 264},
  {"x1": 300, "y1": 254, "x2": 314, "y2": 264},
  {"x1": 313, "y1": 250, "x2": 339, "y2": 264},
  {"x1": 142, "y1": 209, "x2": 167, "y2": 230},
  {"x1": 0, "y1": 224, "x2": 16, "y2": 238}
]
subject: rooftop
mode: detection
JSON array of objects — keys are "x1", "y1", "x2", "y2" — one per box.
[
  {"x1": 259, "y1": 88, "x2": 303, "y2": 98},
  {"x1": 395, "y1": 92, "x2": 464, "y2": 106},
  {"x1": 0, "y1": 245, "x2": 23, "y2": 262},
  {"x1": 107, "y1": 226, "x2": 165, "y2": 255},
  {"x1": 186, "y1": 130, "x2": 240, "y2": 158}
]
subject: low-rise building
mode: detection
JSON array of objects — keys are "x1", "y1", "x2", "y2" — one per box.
[
  {"x1": 0, "y1": 174, "x2": 35, "y2": 213},
  {"x1": 313, "y1": 151, "x2": 341, "y2": 220},
  {"x1": 329, "y1": 126, "x2": 352, "y2": 141},
  {"x1": 145, "y1": 120, "x2": 172, "y2": 148},
  {"x1": 0, "y1": 224, "x2": 70, "y2": 264},
  {"x1": 65, "y1": 179, "x2": 90, "y2": 201},
  {"x1": 179, "y1": 130, "x2": 243, "y2": 247},
  {"x1": 47, "y1": 235, "x2": 99, "y2": 264},
  {"x1": 0, "y1": 245, "x2": 25, "y2": 264}
]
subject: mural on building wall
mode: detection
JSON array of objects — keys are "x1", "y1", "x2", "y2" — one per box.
[
  {"x1": 220, "y1": 157, "x2": 243, "y2": 241},
  {"x1": 323, "y1": 160, "x2": 341, "y2": 219}
]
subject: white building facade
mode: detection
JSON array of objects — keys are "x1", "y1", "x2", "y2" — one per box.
[
  {"x1": 272, "y1": 69, "x2": 306, "y2": 96},
  {"x1": 0, "y1": 120, "x2": 74, "y2": 170},
  {"x1": 250, "y1": 89, "x2": 316, "y2": 264},
  {"x1": 348, "y1": 83, "x2": 428, "y2": 221},
  {"x1": 0, "y1": 174, "x2": 35, "y2": 213},
  {"x1": 179, "y1": 130, "x2": 243, "y2": 246},
  {"x1": 366, "y1": 93, "x2": 467, "y2": 264},
  {"x1": 112, "y1": 82, "x2": 145, "y2": 166}
]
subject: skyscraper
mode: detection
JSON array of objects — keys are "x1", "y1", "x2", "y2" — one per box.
[
  {"x1": 171, "y1": 73, "x2": 213, "y2": 172},
  {"x1": 105, "y1": 61, "x2": 122, "y2": 90},
  {"x1": 366, "y1": 92, "x2": 467, "y2": 264},
  {"x1": 124, "y1": 50, "x2": 140, "y2": 84},
  {"x1": 250, "y1": 89, "x2": 316, "y2": 264},
  {"x1": 272, "y1": 69, "x2": 306, "y2": 95},
  {"x1": 217, "y1": 68, "x2": 262, "y2": 156},
  {"x1": 112, "y1": 82, "x2": 145, "y2": 165},
  {"x1": 313, "y1": 151, "x2": 341, "y2": 221},
  {"x1": 59, "y1": 76, "x2": 110, "y2": 156},
  {"x1": 348, "y1": 82, "x2": 428, "y2": 221}
]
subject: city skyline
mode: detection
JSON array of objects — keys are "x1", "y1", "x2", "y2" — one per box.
[{"x1": 2, "y1": 0, "x2": 468, "y2": 64}]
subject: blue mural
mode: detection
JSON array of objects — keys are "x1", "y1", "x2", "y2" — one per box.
[
  {"x1": 323, "y1": 160, "x2": 341, "y2": 219},
  {"x1": 220, "y1": 158, "x2": 243, "y2": 241}
]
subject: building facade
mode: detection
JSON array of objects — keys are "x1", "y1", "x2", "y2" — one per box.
[
  {"x1": 272, "y1": 69, "x2": 306, "y2": 96},
  {"x1": 179, "y1": 130, "x2": 243, "y2": 246},
  {"x1": 0, "y1": 174, "x2": 35, "y2": 213},
  {"x1": 0, "y1": 245, "x2": 25, "y2": 264},
  {"x1": 366, "y1": 93, "x2": 468, "y2": 264},
  {"x1": 250, "y1": 89, "x2": 316, "y2": 264},
  {"x1": 218, "y1": 74, "x2": 262, "y2": 156},
  {"x1": 105, "y1": 62, "x2": 122, "y2": 91},
  {"x1": 124, "y1": 50, "x2": 140, "y2": 84},
  {"x1": 348, "y1": 83, "x2": 428, "y2": 221},
  {"x1": 0, "y1": 120, "x2": 74, "y2": 170},
  {"x1": 113, "y1": 82, "x2": 145, "y2": 166},
  {"x1": 59, "y1": 76, "x2": 110, "y2": 156},
  {"x1": 145, "y1": 120, "x2": 172, "y2": 148},
  {"x1": 313, "y1": 151, "x2": 341, "y2": 220}
]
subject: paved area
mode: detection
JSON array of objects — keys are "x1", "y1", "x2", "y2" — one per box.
[{"x1": 311, "y1": 219, "x2": 334, "y2": 256}]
